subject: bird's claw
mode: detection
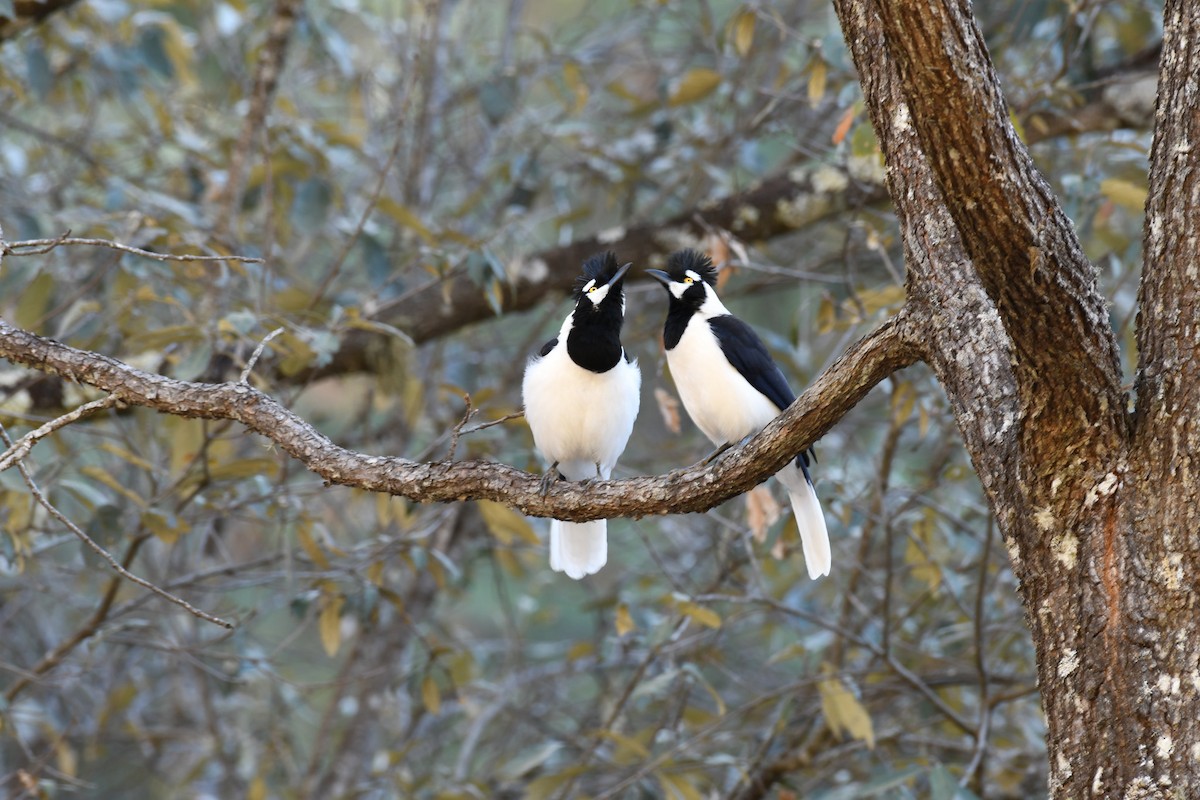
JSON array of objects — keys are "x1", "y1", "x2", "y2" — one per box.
[{"x1": 539, "y1": 464, "x2": 565, "y2": 496}]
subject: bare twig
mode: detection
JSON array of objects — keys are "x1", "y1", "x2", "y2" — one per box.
[
  {"x1": 0, "y1": 395, "x2": 119, "y2": 473},
  {"x1": 240, "y1": 327, "x2": 286, "y2": 383},
  {"x1": 6, "y1": 235, "x2": 263, "y2": 263},
  {"x1": 0, "y1": 424, "x2": 234, "y2": 629}
]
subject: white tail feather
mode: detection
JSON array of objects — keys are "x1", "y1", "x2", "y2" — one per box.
[
  {"x1": 549, "y1": 519, "x2": 608, "y2": 579},
  {"x1": 776, "y1": 464, "x2": 831, "y2": 579}
]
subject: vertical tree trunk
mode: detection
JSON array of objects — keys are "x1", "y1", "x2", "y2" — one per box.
[{"x1": 833, "y1": 0, "x2": 1200, "y2": 796}]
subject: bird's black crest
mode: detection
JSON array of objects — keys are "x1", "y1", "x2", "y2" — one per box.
[
  {"x1": 666, "y1": 249, "x2": 718, "y2": 286},
  {"x1": 573, "y1": 251, "x2": 623, "y2": 299}
]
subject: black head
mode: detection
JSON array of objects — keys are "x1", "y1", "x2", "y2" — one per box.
[
  {"x1": 566, "y1": 252, "x2": 632, "y2": 372},
  {"x1": 573, "y1": 251, "x2": 631, "y2": 306},
  {"x1": 646, "y1": 249, "x2": 718, "y2": 311}
]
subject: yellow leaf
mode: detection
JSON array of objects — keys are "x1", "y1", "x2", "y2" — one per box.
[
  {"x1": 1100, "y1": 178, "x2": 1148, "y2": 212},
  {"x1": 141, "y1": 509, "x2": 190, "y2": 545},
  {"x1": 907, "y1": 511, "x2": 942, "y2": 592},
  {"x1": 678, "y1": 601, "x2": 722, "y2": 629},
  {"x1": 615, "y1": 603, "x2": 635, "y2": 636},
  {"x1": 81, "y1": 466, "x2": 146, "y2": 508},
  {"x1": 732, "y1": 8, "x2": 755, "y2": 57},
  {"x1": 207, "y1": 457, "x2": 280, "y2": 481},
  {"x1": 247, "y1": 776, "x2": 267, "y2": 800},
  {"x1": 808, "y1": 58, "x2": 827, "y2": 105},
  {"x1": 654, "y1": 387, "x2": 682, "y2": 435},
  {"x1": 659, "y1": 772, "x2": 704, "y2": 800},
  {"x1": 819, "y1": 673, "x2": 875, "y2": 749},
  {"x1": 377, "y1": 197, "x2": 436, "y2": 243},
  {"x1": 563, "y1": 60, "x2": 588, "y2": 112},
  {"x1": 891, "y1": 382, "x2": 916, "y2": 425},
  {"x1": 596, "y1": 728, "x2": 651, "y2": 763},
  {"x1": 566, "y1": 640, "x2": 594, "y2": 661},
  {"x1": 421, "y1": 674, "x2": 441, "y2": 715},
  {"x1": 478, "y1": 500, "x2": 539, "y2": 545},
  {"x1": 669, "y1": 68, "x2": 722, "y2": 106},
  {"x1": 296, "y1": 519, "x2": 330, "y2": 569},
  {"x1": 319, "y1": 593, "x2": 344, "y2": 657}
]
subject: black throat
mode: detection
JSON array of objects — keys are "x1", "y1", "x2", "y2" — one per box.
[
  {"x1": 662, "y1": 299, "x2": 696, "y2": 350},
  {"x1": 566, "y1": 301, "x2": 624, "y2": 373}
]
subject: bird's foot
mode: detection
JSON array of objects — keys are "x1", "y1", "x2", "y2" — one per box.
[
  {"x1": 539, "y1": 463, "x2": 565, "y2": 496},
  {"x1": 577, "y1": 462, "x2": 604, "y2": 488},
  {"x1": 700, "y1": 442, "x2": 734, "y2": 466}
]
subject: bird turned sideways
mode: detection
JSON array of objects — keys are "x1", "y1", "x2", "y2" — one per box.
[{"x1": 523, "y1": 249, "x2": 829, "y2": 581}]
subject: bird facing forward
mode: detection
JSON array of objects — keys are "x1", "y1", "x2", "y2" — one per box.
[
  {"x1": 647, "y1": 249, "x2": 830, "y2": 579},
  {"x1": 522, "y1": 252, "x2": 641, "y2": 579}
]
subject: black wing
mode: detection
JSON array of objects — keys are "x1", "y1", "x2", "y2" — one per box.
[
  {"x1": 537, "y1": 337, "x2": 558, "y2": 357},
  {"x1": 710, "y1": 314, "x2": 816, "y2": 470},
  {"x1": 710, "y1": 316, "x2": 816, "y2": 472},
  {"x1": 709, "y1": 315, "x2": 794, "y2": 412}
]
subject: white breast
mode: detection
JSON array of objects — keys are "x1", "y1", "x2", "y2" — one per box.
[
  {"x1": 665, "y1": 318, "x2": 780, "y2": 446},
  {"x1": 522, "y1": 343, "x2": 641, "y2": 481}
]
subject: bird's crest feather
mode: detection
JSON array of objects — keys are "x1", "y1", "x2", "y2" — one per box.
[
  {"x1": 665, "y1": 249, "x2": 718, "y2": 286},
  {"x1": 574, "y1": 251, "x2": 623, "y2": 299}
]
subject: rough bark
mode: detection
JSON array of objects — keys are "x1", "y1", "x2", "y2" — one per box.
[
  {"x1": 834, "y1": 0, "x2": 1200, "y2": 796},
  {"x1": 0, "y1": 315, "x2": 919, "y2": 522}
]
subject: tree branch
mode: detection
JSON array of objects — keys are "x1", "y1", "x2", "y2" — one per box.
[
  {"x1": 870, "y1": 2, "x2": 1126, "y2": 440},
  {"x1": 0, "y1": 0, "x2": 81, "y2": 43},
  {"x1": 382, "y1": 165, "x2": 889, "y2": 345},
  {"x1": 0, "y1": 312, "x2": 919, "y2": 520}
]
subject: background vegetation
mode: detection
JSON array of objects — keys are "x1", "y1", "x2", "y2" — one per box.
[{"x1": 0, "y1": 0, "x2": 1162, "y2": 797}]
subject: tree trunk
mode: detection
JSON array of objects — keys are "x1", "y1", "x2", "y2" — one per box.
[{"x1": 833, "y1": 0, "x2": 1200, "y2": 796}]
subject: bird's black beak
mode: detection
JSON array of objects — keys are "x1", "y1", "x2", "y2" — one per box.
[
  {"x1": 646, "y1": 269, "x2": 671, "y2": 288},
  {"x1": 607, "y1": 262, "x2": 633, "y2": 288}
]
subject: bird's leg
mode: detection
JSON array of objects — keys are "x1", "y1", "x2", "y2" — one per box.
[
  {"x1": 539, "y1": 462, "x2": 565, "y2": 496},
  {"x1": 578, "y1": 461, "x2": 604, "y2": 487}
]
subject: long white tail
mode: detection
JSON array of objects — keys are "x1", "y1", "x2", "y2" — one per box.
[
  {"x1": 549, "y1": 519, "x2": 607, "y2": 579},
  {"x1": 776, "y1": 463, "x2": 831, "y2": 579}
]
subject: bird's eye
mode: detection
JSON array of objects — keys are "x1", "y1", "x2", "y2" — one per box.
[
  {"x1": 587, "y1": 286, "x2": 597, "y2": 293},
  {"x1": 683, "y1": 277, "x2": 694, "y2": 285}
]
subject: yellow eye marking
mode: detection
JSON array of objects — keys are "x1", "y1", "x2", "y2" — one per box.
[{"x1": 683, "y1": 277, "x2": 694, "y2": 284}]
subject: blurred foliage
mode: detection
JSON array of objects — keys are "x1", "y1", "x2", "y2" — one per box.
[{"x1": 0, "y1": 0, "x2": 1161, "y2": 797}]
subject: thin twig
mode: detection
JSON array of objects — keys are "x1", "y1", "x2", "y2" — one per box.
[
  {"x1": 240, "y1": 327, "x2": 286, "y2": 383},
  {"x1": 445, "y1": 394, "x2": 477, "y2": 461},
  {"x1": 0, "y1": 425, "x2": 234, "y2": 629},
  {"x1": 0, "y1": 395, "x2": 120, "y2": 474},
  {"x1": 6, "y1": 235, "x2": 263, "y2": 263}
]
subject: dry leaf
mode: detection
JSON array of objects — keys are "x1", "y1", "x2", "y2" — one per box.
[
  {"x1": 655, "y1": 387, "x2": 682, "y2": 434},
  {"x1": 746, "y1": 485, "x2": 781, "y2": 543},
  {"x1": 819, "y1": 673, "x2": 875, "y2": 749},
  {"x1": 616, "y1": 603, "x2": 636, "y2": 636}
]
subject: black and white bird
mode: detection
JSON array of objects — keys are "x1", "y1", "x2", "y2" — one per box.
[
  {"x1": 522, "y1": 252, "x2": 641, "y2": 579},
  {"x1": 647, "y1": 250, "x2": 830, "y2": 579}
]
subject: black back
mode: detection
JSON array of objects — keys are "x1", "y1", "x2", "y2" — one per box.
[{"x1": 708, "y1": 315, "x2": 795, "y2": 412}]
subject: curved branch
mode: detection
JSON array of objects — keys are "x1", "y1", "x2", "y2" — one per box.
[{"x1": 0, "y1": 313, "x2": 919, "y2": 520}]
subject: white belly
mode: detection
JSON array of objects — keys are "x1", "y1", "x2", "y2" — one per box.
[
  {"x1": 666, "y1": 321, "x2": 781, "y2": 446},
  {"x1": 522, "y1": 345, "x2": 641, "y2": 480}
]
